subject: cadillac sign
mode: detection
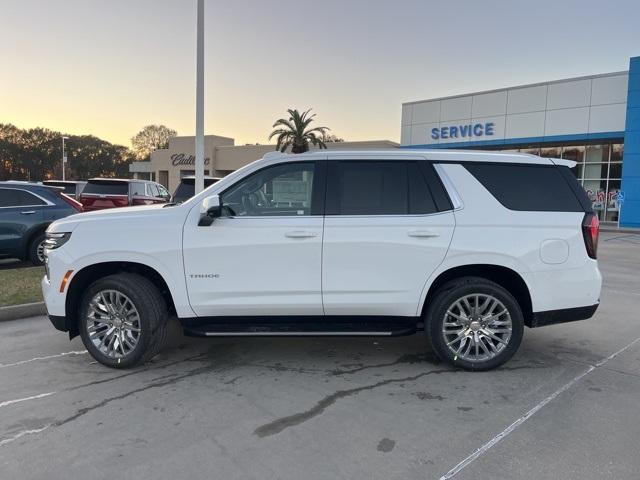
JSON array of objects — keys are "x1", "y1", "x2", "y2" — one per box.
[{"x1": 171, "y1": 153, "x2": 211, "y2": 166}]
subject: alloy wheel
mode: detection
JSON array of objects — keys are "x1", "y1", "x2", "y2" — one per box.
[
  {"x1": 36, "y1": 240, "x2": 46, "y2": 264},
  {"x1": 85, "y1": 290, "x2": 142, "y2": 359},
  {"x1": 441, "y1": 293, "x2": 513, "y2": 363}
]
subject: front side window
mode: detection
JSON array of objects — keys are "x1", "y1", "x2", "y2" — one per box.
[
  {"x1": 157, "y1": 184, "x2": 170, "y2": 197},
  {"x1": 147, "y1": 183, "x2": 159, "y2": 197},
  {"x1": 221, "y1": 162, "x2": 316, "y2": 216}
]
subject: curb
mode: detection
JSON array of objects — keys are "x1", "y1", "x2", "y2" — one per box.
[
  {"x1": 600, "y1": 226, "x2": 640, "y2": 234},
  {"x1": 0, "y1": 302, "x2": 47, "y2": 322}
]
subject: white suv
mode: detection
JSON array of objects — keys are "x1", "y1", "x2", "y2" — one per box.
[{"x1": 42, "y1": 150, "x2": 602, "y2": 370}]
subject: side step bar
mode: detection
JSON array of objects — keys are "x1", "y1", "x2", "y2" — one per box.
[{"x1": 180, "y1": 316, "x2": 420, "y2": 338}]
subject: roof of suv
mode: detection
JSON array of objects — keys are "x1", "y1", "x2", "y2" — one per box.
[
  {"x1": 43, "y1": 180, "x2": 87, "y2": 185},
  {"x1": 261, "y1": 149, "x2": 575, "y2": 167},
  {"x1": 0, "y1": 181, "x2": 62, "y2": 192},
  {"x1": 87, "y1": 178, "x2": 156, "y2": 184}
]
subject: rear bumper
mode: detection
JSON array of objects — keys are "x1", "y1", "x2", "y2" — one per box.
[{"x1": 527, "y1": 303, "x2": 599, "y2": 328}]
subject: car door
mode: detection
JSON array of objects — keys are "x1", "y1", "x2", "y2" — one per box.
[
  {"x1": 182, "y1": 160, "x2": 326, "y2": 316},
  {"x1": 0, "y1": 188, "x2": 45, "y2": 258},
  {"x1": 322, "y1": 159, "x2": 455, "y2": 317}
]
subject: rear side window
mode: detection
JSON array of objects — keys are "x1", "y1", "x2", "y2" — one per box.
[
  {"x1": 326, "y1": 161, "x2": 439, "y2": 215},
  {"x1": 83, "y1": 182, "x2": 128, "y2": 195},
  {"x1": 464, "y1": 163, "x2": 584, "y2": 212},
  {"x1": 130, "y1": 182, "x2": 146, "y2": 196},
  {"x1": 0, "y1": 189, "x2": 46, "y2": 207}
]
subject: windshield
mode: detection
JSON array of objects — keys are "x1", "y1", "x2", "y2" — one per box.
[{"x1": 173, "y1": 178, "x2": 219, "y2": 203}]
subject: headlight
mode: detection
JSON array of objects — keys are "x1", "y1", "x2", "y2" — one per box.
[{"x1": 44, "y1": 232, "x2": 72, "y2": 250}]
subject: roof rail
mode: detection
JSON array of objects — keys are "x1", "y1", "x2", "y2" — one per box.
[{"x1": 263, "y1": 151, "x2": 287, "y2": 160}]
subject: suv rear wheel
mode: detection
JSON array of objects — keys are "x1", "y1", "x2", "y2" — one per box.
[
  {"x1": 78, "y1": 273, "x2": 168, "y2": 368},
  {"x1": 425, "y1": 277, "x2": 524, "y2": 371}
]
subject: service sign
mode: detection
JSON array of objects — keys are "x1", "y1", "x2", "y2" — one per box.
[{"x1": 431, "y1": 122, "x2": 495, "y2": 140}]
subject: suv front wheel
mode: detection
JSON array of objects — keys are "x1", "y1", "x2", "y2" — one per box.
[
  {"x1": 426, "y1": 277, "x2": 524, "y2": 371},
  {"x1": 78, "y1": 273, "x2": 168, "y2": 368}
]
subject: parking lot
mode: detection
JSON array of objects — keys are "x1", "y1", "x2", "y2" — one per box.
[{"x1": 0, "y1": 231, "x2": 637, "y2": 479}]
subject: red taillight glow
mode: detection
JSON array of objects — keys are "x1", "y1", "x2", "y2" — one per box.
[
  {"x1": 60, "y1": 193, "x2": 83, "y2": 212},
  {"x1": 582, "y1": 213, "x2": 599, "y2": 259}
]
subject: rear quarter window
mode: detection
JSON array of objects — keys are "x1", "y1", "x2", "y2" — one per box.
[{"x1": 464, "y1": 163, "x2": 584, "y2": 212}]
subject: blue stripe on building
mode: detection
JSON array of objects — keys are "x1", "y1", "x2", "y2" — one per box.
[
  {"x1": 620, "y1": 56, "x2": 640, "y2": 227},
  {"x1": 403, "y1": 131, "x2": 625, "y2": 150}
]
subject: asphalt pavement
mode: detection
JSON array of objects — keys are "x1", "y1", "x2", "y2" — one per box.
[{"x1": 0, "y1": 231, "x2": 639, "y2": 480}]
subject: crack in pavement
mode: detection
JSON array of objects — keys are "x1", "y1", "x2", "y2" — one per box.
[
  {"x1": 54, "y1": 360, "x2": 230, "y2": 429},
  {"x1": 329, "y1": 353, "x2": 439, "y2": 376},
  {"x1": 63, "y1": 352, "x2": 210, "y2": 392},
  {"x1": 254, "y1": 368, "x2": 456, "y2": 438},
  {"x1": 254, "y1": 362, "x2": 547, "y2": 438}
]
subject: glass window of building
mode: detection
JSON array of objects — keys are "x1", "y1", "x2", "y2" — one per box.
[{"x1": 539, "y1": 147, "x2": 561, "y2": 158}]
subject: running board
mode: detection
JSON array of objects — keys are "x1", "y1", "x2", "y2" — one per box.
[{"x1": 180, "y1": 316, "x2": 419, "y2": 338}]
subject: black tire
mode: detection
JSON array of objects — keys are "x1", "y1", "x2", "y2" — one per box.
[
  {"x1": 78, "y1": 273, "x2": 168, "y2": 369},
  {"x1": 425, "y1": 276, "x2": 524, "y2": 371},
  {"x1": 27, "y1": 232, "x2": 46, "y2": 266}
]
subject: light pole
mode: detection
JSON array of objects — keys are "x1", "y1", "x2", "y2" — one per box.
[
  {"x1": 194, "y1": 0, "x2": 205, "y2": 194},
  {"x1": 61, "y1": 136, "x2": 69, "y2": 181}
]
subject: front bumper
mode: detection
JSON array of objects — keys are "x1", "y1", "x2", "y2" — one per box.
[
  {"x1": 528, "y1": 303, "x2": 599, "y2": 328},
  {"x1": 48, "y1": 314, "x2": 70, "y2": 332}
]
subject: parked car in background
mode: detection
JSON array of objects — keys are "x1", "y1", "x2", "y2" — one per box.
[
  {"x1": 79, "y1": 179, "x2": 171, "y2": 211},
  {"x1": 43, "y1": 180, "x2": 87, "y2": 200},
  {"x1": 0, "y1": 182, "x2": 83, "y2": 265},
  {"x1": 172, "y1": 175, "x2": 221, "y2": 203}
]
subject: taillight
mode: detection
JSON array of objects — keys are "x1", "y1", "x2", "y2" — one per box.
[
  {"x1": 60, "y1": 193, "x2": 84, "y2": 212},
  {"x1": 582, "y1": 213, "x2": 599, "y2": 259}
]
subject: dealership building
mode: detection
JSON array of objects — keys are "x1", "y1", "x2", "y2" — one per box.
[
  {"x1": 130, "y1": 136, "x2": 397, "y2": 195},
  {"x1": 401, "y1": 56, "x2": 640, "y2": 227}
]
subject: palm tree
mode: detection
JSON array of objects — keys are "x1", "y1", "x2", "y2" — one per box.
[{"x1": 268, "y1": 109, "x2": 330, "y2": 153}]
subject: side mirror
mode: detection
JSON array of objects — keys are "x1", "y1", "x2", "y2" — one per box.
[{"x1": 198, "y1": 195, "x2": 221, "y2": 226}]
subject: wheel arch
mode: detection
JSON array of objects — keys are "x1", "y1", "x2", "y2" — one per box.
[
  {"x1": 22, "y1": 222, "x2": 50, "y2": 260},
  {"x1": 64, "y1": 261, "x2": 176, "y2": 338},
  {"x1": 421, "y1": 264, "x2": 534, "y2": 327}
]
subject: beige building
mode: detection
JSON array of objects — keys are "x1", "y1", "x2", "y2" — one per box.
[{"x1": 130, "y1": 135, "x2": 398, "y2": 193}]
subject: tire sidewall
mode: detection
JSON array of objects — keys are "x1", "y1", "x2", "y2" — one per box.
[
  {"x1": 427, "y1": 279, "x2": 524, "y2": 371},
  {"x1": 79, "y1": 277, "x2": 153, "y2": 368},
  {"x1": 28, "y1": 233, "x2": 46, "y2": 266}
]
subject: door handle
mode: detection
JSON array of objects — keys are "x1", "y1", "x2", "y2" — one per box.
[
  {"x1": 285, "y1": 230, "x2": 318, "y2": 238},
  {"x1": 20, "y1": 210, "x2": 36, "y2": 215},
  {"x1": 408, "y1": 230, "x2": 439, "y2": 238}
]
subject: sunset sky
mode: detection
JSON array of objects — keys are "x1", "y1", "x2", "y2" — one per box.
[{"x1": 1, "y1": 0, "x2": 639, "y2": 148}]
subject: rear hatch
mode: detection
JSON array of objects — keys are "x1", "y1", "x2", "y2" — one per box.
[
  {"x1": 80, "y1": 179, "x2": 129, "y2": 211},
  {"x1": 43, "y1": 181, "x2": 77, "y2": 196}
]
